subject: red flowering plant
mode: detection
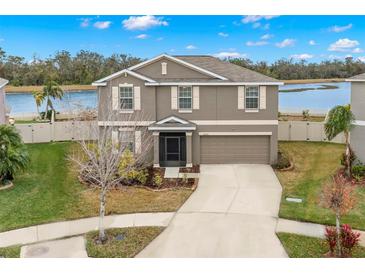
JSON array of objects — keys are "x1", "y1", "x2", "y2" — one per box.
[{"x1": 325, "y1": 224, "x2": 360, "y2": 257}]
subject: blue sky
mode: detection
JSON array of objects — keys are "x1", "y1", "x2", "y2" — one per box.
[{"x1": 0, "y1": 15, "x2": 365, "y2": 63}]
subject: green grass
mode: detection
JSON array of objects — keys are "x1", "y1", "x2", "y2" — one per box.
[
  {"x1": 276, "y1": 141, "x2": 365, "y2": 230},
  {"x1": 0, "y1": 142, "x2": 193, "y2": 232},
  {"x1": 85, "y1": 227, "x2": 163, "y2": 258},
  {"x1": 277, "y1": 232, "x2": 365, "y2": 258},
  {"x1": 0, "y1": 245, "x2": 21, "y2": 258}
]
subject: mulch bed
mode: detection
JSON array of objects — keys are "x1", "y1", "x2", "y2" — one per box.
[{"x1": 180, "y1": 165, "x2": 200, "y2": 173}]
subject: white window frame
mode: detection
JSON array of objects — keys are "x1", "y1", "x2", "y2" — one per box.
[
  {"x1": 245, "y1": 86, "x2": 260, "y2": 111},
  {"x1": 178, "y1": 86, "x2": 193, "y2": 112},
  {"x1": 119, "y1": 84, "x2": 134, "y2": 111},
  {"x1": 119, "y1": 130, "x2": 134, "y2": 152}
]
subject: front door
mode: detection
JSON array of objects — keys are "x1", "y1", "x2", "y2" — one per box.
[{"x1": 159, "y1": 133, "x2": 186, "y2": 167}]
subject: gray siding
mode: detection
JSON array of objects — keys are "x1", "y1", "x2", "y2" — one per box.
[
  {"x1": 0, "y1": 87, "x2": 5, "y2": 124},
  {"x1": 351, "y1": 125, "x2": 365, "y2": 163},
  {"x1": 351, "y1": 82, "x2": 365, "y2": 120}
]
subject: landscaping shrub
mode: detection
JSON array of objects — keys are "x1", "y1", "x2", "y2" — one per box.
[
  {"x1": 340, "y1": 147, "x2": 356, "y2": 170},
  {"x1": 325, "y1": 224, "x2": 360, "y2": 257},
  {"x1": 153, "y1": 174, "x2": 163, "y2": 187},
  {"x1": 118, "y1": 149, "x2": 148, "y2": 185},
  {"x1": 274, "y1": 151, "x2": 291, "y2": 170},
  {"x1": 302, "y1": 109, "x2": 310, "y2": 121},
  {"x1": 352, "y1": 164, "x2": 365, "y2": 182}
]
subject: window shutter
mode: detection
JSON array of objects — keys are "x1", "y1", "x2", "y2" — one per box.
[
  {"x1": 135, "y1": 131, "x2": 141, "y2": 154},
  {"x1": 260, "y1": 86, "x2": 267, "y2": 109},
  {"x1": 134, "y1": 86, "x2": 141, "y2": 110},
  {"x1": 193, "y1": 86, "x2": 200, "y2": 110},
  {"x1": 112, "y1": 129, "x2": 119, "y2": 146},
  {"x1": 161, "y1": 62, "x2": 167, "y2": 75},
  {"x1": 238, "y1": 86, "x2": 245, "y2": 109},
  {"x1": 112, "y1": 86, "x2": 119, "y2": 110},
  {"x1": 171, "y1": 86, "x2": 178, "y2": 110}
]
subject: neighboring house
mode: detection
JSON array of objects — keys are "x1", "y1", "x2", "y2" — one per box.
[
  {"x1": 0, "y1": 77, "x2": 9, "y2": 124},
  {"x1": 347, "y1": 73, "x2": 365, "y2": 163},
  {"x1": 93, "y1": 54, "x2": 283, "y2": 167}
]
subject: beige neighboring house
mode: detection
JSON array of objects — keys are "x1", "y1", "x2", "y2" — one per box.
[
  {"x1": 0, "y1": 77, "x2": 9, "y2": 124},
  {"x1": 93, "y1": 54, "x2": 283, "y2": 167},
  {"x1": 347, "y1": 73, "x2": 365, "y2": 163}
]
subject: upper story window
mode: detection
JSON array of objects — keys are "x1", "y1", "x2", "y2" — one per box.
[
  {"x1": 120, "y1": 86, "x2": 133, "y2": 110},
  {"x1": 178, "y1": 86, "x2": 192, "y2": 110},
  {"x1": 245, "y1": 86, "x2": 259, "y2": 109}
]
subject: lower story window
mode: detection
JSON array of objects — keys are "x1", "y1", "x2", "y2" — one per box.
[
  {"x1": 245, "y1": 86, "x2": 259, "y2": 109},
  {"x1": 120, "y1": 131, "x2": 134, "y2": 152}
]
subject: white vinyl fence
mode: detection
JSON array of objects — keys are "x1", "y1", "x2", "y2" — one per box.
[
  {"x1": 14, "y1": 120, "x2": 345, "y2": 144},
  {"x1": 15, "y1": 121, "x2": 98, "y2": 143},
  {"x1": 278, "y1": 121, "x2": 345, "y2": 144}
]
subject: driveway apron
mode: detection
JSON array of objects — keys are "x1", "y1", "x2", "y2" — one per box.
[{"x1": 137, "y1": 164, "x2": 287, "y2": 258}]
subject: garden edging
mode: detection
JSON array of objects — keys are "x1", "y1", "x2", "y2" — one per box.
[{"x1": 0, "y1": 212, "x2": 174, "y2": 248}]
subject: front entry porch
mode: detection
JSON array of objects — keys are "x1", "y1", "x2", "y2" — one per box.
[{"x1": 148, "y1": 115, "x2": 196, "y2": 168}]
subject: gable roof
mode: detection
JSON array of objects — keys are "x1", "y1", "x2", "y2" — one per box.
[
  {"x1": 129, "y1": 54, "x2": 228, "y2": 80},
  {"x1": 346, "y1": 73, "x2": 365, "y2": 82},
  {"x1": 0, "y1": 77, "x2": 8, "y2": 89},
  {"x1": 174, "y1": 55, "x2": 280, "y2": 83},
  {"x1": 148, "y1": 115, "x2": 196, "y2": 131},
  {"x1": 92, "y1": 54, "x2": 283, "y2": 86}
]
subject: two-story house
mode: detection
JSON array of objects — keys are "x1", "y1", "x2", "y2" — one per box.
[
  {"x1": 93, "y1": 54, "x2": 283, "y2": 167},
  {"x1": 0, "y1": 77, "x2": 9, "y2": 124},
  {"x1": 347, "y1": 73, "x2": 365, "y2": 163}
]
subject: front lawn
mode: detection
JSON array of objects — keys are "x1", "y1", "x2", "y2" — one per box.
[
  {"x1": 277, "y1": 232, "x2": 365, "y2": 258},
  {"x1": 0, "y1": 245, "x2": 21, "y2": 258},
  {"x1": 85, "y1": 227, "x2": 163, "y2": 258},
  {"x1": 276, "y1": 141, "x2": 365, "y2": 230},
  {"x1": 0, "y1": 142, "x2": 193, "y2": 232}
]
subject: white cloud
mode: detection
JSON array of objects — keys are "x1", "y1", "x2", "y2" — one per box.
[
  {"x1": 309, "y1": 40, "x2": 316, "y2": 46},
  {"x1": 93, "y1": 21, "x2": 112, "y2": 29},
  {"x1": 246, "y1": 41, "x2": 268, "y2": 46},
  {"x1": 186, "y1": 45, "x2": 197, "y2": 50},
  {"x1": 80, "y1": 18, "x2": 92, "y2": 27},
  {"x1": 352, "y1": 47, "x2": 364, "y2": 53},
  {"x1": 328, "y1": 23, "x2": 353, "y2": 33},
  {"x1": 122, "y1": 15, "x2": 168, "y2": 30},
  {"x1": 135, "y1": 34, "x2": 148, "y2": 39},
  {"x1": 358, "y1": 56, "x2": 365, "y2": 62},
  {"x1": 290, "y1": 53, "x2": 314, "y2": 60},
  {"x1": 241, "y1": 15, "x2": 279, "y2": 24},
  {"x1": 328, "y1": 38, "x2": 359, "y2": 52},
  {"x1": 218, "y1": 32, "x2": 229, "y2": 37},
  {"x1": 213, "y1": 52, "x2": 247, "y2": 59},
  {"x1": 252, "y1": 22, "x2": 261, "y2": 29},
  {"x1": 276, "y1": 38, "x2": 296, "y2": 48},
  {"x1": 261, "y1": 34, "x2": 273, "y2": 40}
]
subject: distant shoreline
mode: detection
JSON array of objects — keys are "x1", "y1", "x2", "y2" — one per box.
[
  {"x1": 4, "y1": 78, "x2": 345, "y2": 93},
  {"x1": 5, "y1": 85, "x2": 95, "y2": 93}
]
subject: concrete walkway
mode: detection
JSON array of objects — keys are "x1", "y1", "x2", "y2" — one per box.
[
  {"x1": 137, "y1": 164, "x2": 288, "y2": 258},
  {"x1": 276, "y1": 218, "x2": 365, "y2": 247},
  {"x1": 0, "y1": 212, "x2": 174, "y2": 248}
]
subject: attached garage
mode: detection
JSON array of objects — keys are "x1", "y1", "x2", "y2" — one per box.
[{"x1": 200, "y1": 135, "x2": 270, "y2": 164}]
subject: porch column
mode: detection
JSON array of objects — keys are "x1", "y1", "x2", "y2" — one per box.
[
  {"x1": 186, "y1": 132, "x2": 193, "y2": 167},
  {"x1": 153, "y1": 132, "x2": 160, "y2": 167}
]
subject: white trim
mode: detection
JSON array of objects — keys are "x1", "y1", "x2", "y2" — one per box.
[
  {"x1": 145, "y1": 81, "x2": 283, "y2": 86},
  {"x1": 128, "y1": 54, "x2": 228, "y2": 80},
  {"x1": 178, "y1": 109, "x2": 193, "y2": 113},
  {"x1": 119, "y1": 83, "x2": 133, "y2": 87},
  {"x1": 245, "y1": 109, "x2": 259, "y2": 113},
  {"x1": 98, "y1": 121, "x2": 154, "y2": 126},
  {"x1": 0, "y1": 79, "x2": 9, "y2": 89},
  {"x1": 119, "y1": 110, "x2": 134, "y2": 114},
  {"x1": 199, "y1": 132, "x2": 272, "y2": 136},
  {"x1": 191, "y1": 120, "x2": 278, "y2": 125},
  {"x1": 92, "y1": 82, "x2": 107, "y2": 86},
  {"x1": 148, "y1": 126, "x2": 196, "y2": 131},
  {"x1": 186, "y1": 132, "x2": 193, "y2": 136},
  {"x1": 346, "y1": 79, "x2": 365, "y2": 82},
  {"x1": 118, "y1": 127, "x2": 134, "y2": 131},
  {"x1": 92, "y1": 69, "x2": 156, "y2": 84},
  {"x1": 354, "y1": 120, "x2": 365, "y2": 126},
  {"x1": 156, "y1": 116, "x2": 189, "y2": 125},
  {"x1": 153, "y1": 164, "x2": 160, "y2": 168},
  {"x1": 186, "y1": 163, "x2": 193, "y2": 168},
  {"x1": 152, "y1": 132, "x2": 160, "y2": 136}
]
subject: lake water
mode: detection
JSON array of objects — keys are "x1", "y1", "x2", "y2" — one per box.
[{"x1": 5, "y1": 82, "x2": 351, "y2": 116}]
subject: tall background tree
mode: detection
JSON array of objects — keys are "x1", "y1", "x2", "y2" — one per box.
[
  {"x1": 42, "y1": 80, "x2": 64, "y2": 120},
  {"x1": 324, "y1": 105, "x2": 355, "y2": 176}
]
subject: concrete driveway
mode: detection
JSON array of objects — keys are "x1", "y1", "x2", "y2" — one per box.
[{"x1": 137, "y1": 164, "x2": 287, "y2": 258}]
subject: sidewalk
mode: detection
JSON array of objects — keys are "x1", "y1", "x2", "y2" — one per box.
[
  {"x1": 276, "y1": 218, "x2": 365, "y2": 247},
  {"x1": 0, "y1": 212, "x2": 174, "y2": 248}
]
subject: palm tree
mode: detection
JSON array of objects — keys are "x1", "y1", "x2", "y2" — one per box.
[
  {"x1": 0, "y1": 125, "x2": 29, "y2": 184},
  {"x1": 32, "y1": 90, "x2": 45, "y2": 120},
  {"x1": 43, "y1": 80, "x2": 64, "y2": 120},
  {"x1": 324, "y1": 105, "x2": 355, "y2": 177}
]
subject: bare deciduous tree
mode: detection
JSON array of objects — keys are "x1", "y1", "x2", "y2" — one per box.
[
  {"x1": 69, "y1": 106, "x2": 153, "y2": 243},
  {"x1": 322, "y1": 172, "x2": 356, "y2": 257}
]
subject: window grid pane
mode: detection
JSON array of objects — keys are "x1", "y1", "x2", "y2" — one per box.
[
  {"x1": 245, "y1": 86, "x2": 259, "y2": 109},
  {"x1": 120, "y1": 131, "x2": 134, "y2": 152},
  {"x1": 178, "y1": 86, "x2": 192, "y2": 109},
  {"x1": 120, "y1": 87, "x2": 134, "y2": 110}
]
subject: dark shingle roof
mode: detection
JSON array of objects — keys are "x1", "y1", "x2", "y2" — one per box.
[
  {"x1": 349, "y1": 73, "x2": 365, "y2": 80},
  {"x1": 174, "y1": 55, "x2": 280, "y2": 83},
  {"x1": 0, "y1": 77, "x2": 8, "y2": 88}
]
